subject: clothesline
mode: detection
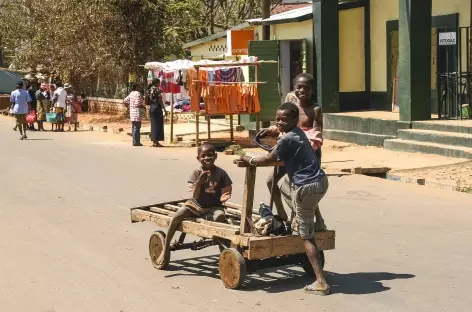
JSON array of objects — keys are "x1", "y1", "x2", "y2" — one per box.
[
  {"x1": 191, "y1": 80, "x2": 267, "y2": 84},
  {"x1": 193, "y1": 61, "x2": 278, "y2": 68}
]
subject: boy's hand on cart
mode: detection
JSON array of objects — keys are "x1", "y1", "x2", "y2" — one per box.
[
  {"x1": 220, "y1": 192, "x2": 231, "y2": 202},
  {"x1": 239, "y1": 156, "x2": 252, "y2": 165}
]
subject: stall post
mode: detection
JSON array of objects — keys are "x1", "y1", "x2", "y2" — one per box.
[
  {"x1": 255, "y1": 64, "x2": 260, "y2": 133},
  {"x1": 169, "y1": 95, "x2": 174, "y2": 143},
  {"x1": 195, "y1": 66, "x2": 200, "y2": 146},
  {"x1": 207, "y1": 115, "x2": 211, "y2": 140},
  {"x1": 229, "y1": 114, "x2": 234, "y2": 142}
]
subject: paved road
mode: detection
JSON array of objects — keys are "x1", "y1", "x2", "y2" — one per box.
[{"x1": 1, "y1": 117, "x2": 471, "y2": 312}]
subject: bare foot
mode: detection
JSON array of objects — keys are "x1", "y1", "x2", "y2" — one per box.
[{"x1": 315, "y1": 218, "x2": 327, "y2": 232}]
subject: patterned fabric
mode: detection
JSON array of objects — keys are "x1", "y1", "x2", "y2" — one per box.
[
  {"x1": 124, "y1": 91, "x2": 143, "y2": 122},
  {"x1": 55, "y1": 107, "x2": 65, "y2": 122},
  {"x1": 149, "y1": 86, "x2": 162, "y2": 106},
  {"x1": 36, "y1": 100, "x2": 46, "y2": 121}
]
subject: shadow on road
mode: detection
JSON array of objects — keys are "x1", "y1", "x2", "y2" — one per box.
[{"x1": 163, "y1": 254, "x2": 414, "y2": 294}]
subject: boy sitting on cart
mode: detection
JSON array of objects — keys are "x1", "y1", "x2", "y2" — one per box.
[
  {"x1": 239, "y1": 102, "x2": 330, "y2": 295},
  {"x1": 156, "y1": 143, "x2": 233, "y2": 267}
]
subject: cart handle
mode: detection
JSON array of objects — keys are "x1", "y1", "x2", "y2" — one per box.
[
  {"x1": 254, "y1": 130, "x2": 275, "y2": 152},
  {"x1": 233, "y1": 159, "x2": 283, "y2": 168}
]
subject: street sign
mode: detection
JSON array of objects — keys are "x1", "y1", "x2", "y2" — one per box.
[{"x1": 439, "y1": 32, "x2": 456, "y2": 46}]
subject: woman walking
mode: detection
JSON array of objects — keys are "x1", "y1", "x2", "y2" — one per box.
[
  {"x1": 148, "y1": 78, "x2": 165, "y2": 147},
  {"x1": 35, "y1": 84, "x2": 47, "y2": 131},
  {"x1": 65, "y1": 89, "x2": 78, "y2": 131}
]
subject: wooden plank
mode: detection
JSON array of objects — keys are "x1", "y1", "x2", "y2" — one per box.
[
  {"x1": 225, "y1": 202, "x2": 261, "y2": 215},
  {"x1": 233, "y1": 159, "x2": 283, "y2": 168},
  {"x1": 224, "y1": 202, "x2": 242, "y2": 210},
  {"x1": 164, "y1": 204, "x2": 181, "y2": 211},
  {"x1": 247, "y1": 231, "x2": 336, "y2": 260},
  {"x1": 193, "y1": 60, "x2": 278, "y2": 68},
  {"x1": 144, "y1": 207, "x2": 240, "y2": 231},
  {"x1": 131, "y1": 209, "x2": 241, "y2": 238},
  {"x1": 150, "y1": 207, "x2": 174, "y2": 216},
  {"x1": 241, "y1": 166, "x2": 257, "y2": 233},
  {"x1": 129, "y1": 199, "x2": 189, "y2": 212}
]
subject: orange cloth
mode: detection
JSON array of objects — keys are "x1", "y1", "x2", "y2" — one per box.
[{"x1": 190, "y1": 80, "x2": 261, "y2": 115}]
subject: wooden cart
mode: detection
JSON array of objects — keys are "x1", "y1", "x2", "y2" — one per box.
[{"x1": 130, "y1": 161, "x2": 335, "y2": 289}]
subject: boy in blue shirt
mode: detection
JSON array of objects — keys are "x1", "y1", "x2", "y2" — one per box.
[{"x1": 239, "y1": 102, "x2": 330, "y2": 295}]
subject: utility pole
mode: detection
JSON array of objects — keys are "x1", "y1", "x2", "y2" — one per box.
[{"x1": 262, "y1": 0, "x2": 270, "y2": 40}]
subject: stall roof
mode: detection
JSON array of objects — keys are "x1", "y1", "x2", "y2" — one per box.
[
  {"x1": 247, "y1": 5, "x2": 313, "y2": 25},
  {"x1": 183, "y1": 23, "x2": 251, "y2": 49},
  {"x1": 0, "y1": 68, "x2": 23, "y2": 94}
]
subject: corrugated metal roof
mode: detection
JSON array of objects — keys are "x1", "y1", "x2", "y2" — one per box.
[
  {"x1": 271, "y1": 3, "x2": 312, "y2": 15},
  {"x1": 183, "y1": 23, "x2": 251, "y2": 49},
  {"x1": 247, "y1": 5, "x2": 312, "y2": 25},
  {"x1": 0, "y1": 69, "x2": 23, "y2": 94}
]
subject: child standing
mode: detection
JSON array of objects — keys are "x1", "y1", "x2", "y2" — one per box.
[
  {"x1": 239, "y1": 102, "x2": 330, "y2": 295},
  {"x1": 155, "y1": 143, "x2": 233, "y2": 268}
]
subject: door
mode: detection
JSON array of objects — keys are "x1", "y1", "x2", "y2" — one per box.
[{"x1": 248, "y1": 40, "x2": 280, "y2": 122}]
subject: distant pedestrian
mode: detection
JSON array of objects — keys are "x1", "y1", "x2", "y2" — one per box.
[
  {"x1": 124, "y1": 83, "x2": 144, "y2": 146},
  {"x1": 147, "y1": 78, "x2": 165, "y2": 147},
  {"x1": 53, "y1": 82, "x2": 67, "y2": 132},
  {"x1": 27, "y1": 83, "x2": 38, "y2": 130},
  {"x1": 80, "y1": 93, "x2": 89, "y2": 112},
  {"x1": 35, "y1": 84, "x2": 47, "y2": 131},
  {"x1": 65, "y1": 92, "x2": 79, "y2": 132},
  {"x1": 10, "y1": 81, "x2": 31, "y2": 140}
]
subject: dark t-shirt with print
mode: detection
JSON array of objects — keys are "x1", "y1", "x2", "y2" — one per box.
[
  {"x1": 275, "y1": 126, "x2": 325, "y2": 187},
  {"x1": 188, "y1": 166, "x2": 232, "y2": 208}
]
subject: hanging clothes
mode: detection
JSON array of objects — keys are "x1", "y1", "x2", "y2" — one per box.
[
  {"x1": 195, "y1": 83, "x2": 261, "y2": 115},
  {"x1": 158, "y1": 71, "x2": 181, "y2": 94},
  {"x1": 215, "y1": 67, "x2": 244, "y2": 82}
]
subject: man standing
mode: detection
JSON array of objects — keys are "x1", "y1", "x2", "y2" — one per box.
[
  {"x1": 53, "y1": 82, "x2": 67, "y2": 132},
  {"x1": 124, "y1": 83, "x2": 144, "y2": 146},
  {"x1": 10, "y1": 81, "x2": 31, "y2": 140}
]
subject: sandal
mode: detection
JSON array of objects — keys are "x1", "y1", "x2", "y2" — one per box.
[{"x1": 304, "y1": 283, "x2": 330, "y2": 296}]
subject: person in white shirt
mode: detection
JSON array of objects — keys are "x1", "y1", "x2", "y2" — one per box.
[{"x1": 53, "y1": 82, "x2": 67, "y2": 131}]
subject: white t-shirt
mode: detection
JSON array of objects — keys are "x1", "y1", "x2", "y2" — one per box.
[{"x1": 54, "y1": 87, "x2": 67, "y2": 108}]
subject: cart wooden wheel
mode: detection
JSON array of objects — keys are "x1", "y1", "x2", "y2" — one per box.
[
  {"x1": 149, "y1": 231, "x2": 169, "y2": 270},
  {"x1": 301, "y1": 250, "x2": 325, "y2": 276},
  {"x1": 219, "y1": 248, "x2": 246, "y2": 289}
]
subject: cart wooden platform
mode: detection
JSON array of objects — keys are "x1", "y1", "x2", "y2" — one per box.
[{"x1": 130, "y1": 160, "x2": 335, "y2": 289}]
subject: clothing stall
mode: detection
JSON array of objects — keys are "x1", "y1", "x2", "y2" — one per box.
[
  {"x1": 189, "y1": 60, "x2": 278, "y2": 146},
  {"x1": 144, "y1": 60, "x2": 194, "y2": 142}
]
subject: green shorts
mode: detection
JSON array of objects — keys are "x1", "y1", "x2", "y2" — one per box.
[{"x1": 278, "y1": 174, "x2": 329, "y2": 240}]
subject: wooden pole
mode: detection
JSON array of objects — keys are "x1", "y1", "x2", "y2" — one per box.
[
  {"x1": 229, "y1": 114, "x2": 234, "y2": 142},
  {"x1": 262, "y1": 0, "x2": 270, "y2": 40},
  {"x1": 196, "y1": 67, "x2": 200, "y2": 146},
  {"x1": 255, "y1": 64, "x2": 260, "y2": 133},
  {"x1": 207, "y1": 114, "x2": 211, "y2": 140},
  {"x1": 170, "y1": 94, "x2": 174, "y2": 143},
  {"x1": 195, "y1": 112, "x2": 199, "y2": 146},
  {"x1": 240, "y1": 166, "x2": 257, "y2": 233}
]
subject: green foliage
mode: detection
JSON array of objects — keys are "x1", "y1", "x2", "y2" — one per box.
[{"x1": 0, "y1": 0, "x2": 278, "y2": 96}]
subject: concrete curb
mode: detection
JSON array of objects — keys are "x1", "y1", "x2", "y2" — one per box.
[{"x1": 386, "y1": 172, "x2": 456, "y2": 191}]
